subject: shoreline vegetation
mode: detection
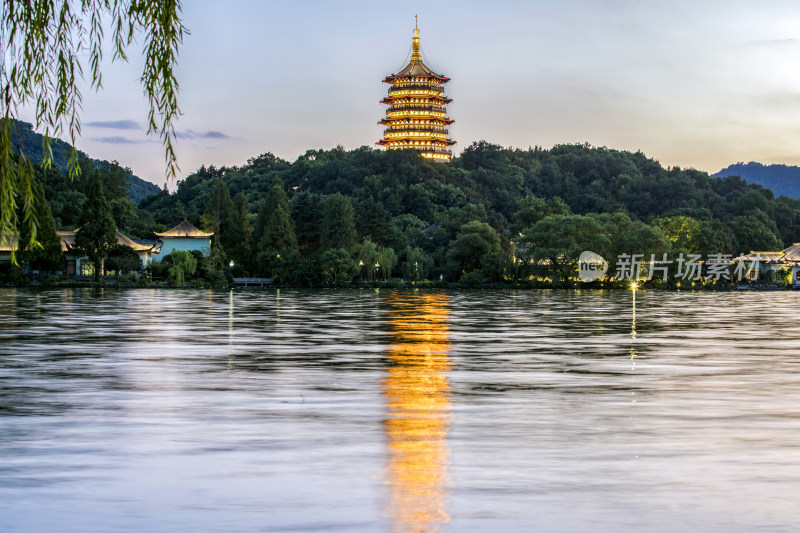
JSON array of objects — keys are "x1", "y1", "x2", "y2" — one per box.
[
  {"x1": 1, "y1": 275, "x2": 794, "y2": 291},
  {"x1": 4, "y1": 133, "x2": 800, "y2": 289}
]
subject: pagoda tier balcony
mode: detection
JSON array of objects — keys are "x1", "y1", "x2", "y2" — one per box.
[
  {"x1": 384, "y1": 126, "x2": 449, "y2": 135},
  {"x1": 382, "y1": 134, "x2": 451, "y2": 143},
  {"x1": 382, "y1": 113, "x2": 452, "y2": 122},
  {"x1": 382, "y1": 96, "x2": 452, "y2": 105},
  {"x1": 384, "y1": 74, "x2": 450, "y2": 83},
  {"x1": 389, "y1": 145, "x2": 453, "y2": 157},
  {"x1": 380, "y1": 136, "x2": 456, "y2": 147},
  {"x1": 388, "y1": 84, "x2": 444, "y2": 92},
  {"x1": 422, "y1": 148, "x2": 453, "y2": 156},
  {"x1": 380, "y1": 117, "x2": 454, "y2": 126},
  {"x1": 385, "y1": 104, "x2": 447, "y2": 113}
]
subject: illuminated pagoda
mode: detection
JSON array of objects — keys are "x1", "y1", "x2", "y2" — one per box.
[{"x1": 378, "y1": 18, "x2": 455, "y2": 161}]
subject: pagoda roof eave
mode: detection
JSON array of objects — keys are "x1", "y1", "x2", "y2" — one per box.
[
  {"x1": 383, "y1": 59, "x2": 449, "y2": 81},
  {"x1": 379, "y1": 118, "x2": 455, "y2": 125},
  {"x1": 378, "y1": 137, "x2": 456, "y2": 146},
  {"x1": 384, "y1": 74, "x2": 450, "y2": 83},
  {"x1": 381, "y1": 96, "x2": 452, "y2": 104},
  {"x1": 155, "y1": 219, "x2": 213, "y2": 238}
]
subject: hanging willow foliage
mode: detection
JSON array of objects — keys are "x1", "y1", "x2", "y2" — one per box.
[{"x1": 0, "y1": 0, "x2": 185, "y2": 262}]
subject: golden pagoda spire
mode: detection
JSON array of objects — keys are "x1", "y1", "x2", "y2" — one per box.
[
  {"x1": 377, "y1": 19, "x2": 455, "y2": 161},
  {"x1": 411, "y1": 15, "x2": 422, "y2": 61}
]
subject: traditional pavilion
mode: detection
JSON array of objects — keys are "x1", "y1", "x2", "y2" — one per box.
[
  {"x1": 58, "y1": 229, "x2": 161, "y2": 275},
  {"x1": 378, "y1": 18, "x2": 455, "y2": 161},
  {"x1": 154, "y1": 219, "x2": 213, "y2": 261},
  {"x1": 738, "y1": 243, "x2": 800, "y2": 287}
]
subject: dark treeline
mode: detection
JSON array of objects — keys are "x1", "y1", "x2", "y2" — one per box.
[
  {"x1": 125, "y1": 141, "x2": 800, "y2": 287},
  {"x1": 10, "y1": 140, "x2": 800, "y2": 287},
  {"x1": 715, "y1": 162, "x2": 800, "y2": 200}
]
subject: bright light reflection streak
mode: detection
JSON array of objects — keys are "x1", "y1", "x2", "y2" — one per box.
[{"x1": 383, "y1": 292, "x2": 452, "y2": 532}]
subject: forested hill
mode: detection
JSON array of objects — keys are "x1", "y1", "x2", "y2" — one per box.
[
  {"x1": 27, "y1": 140, "x2": 800, "y2": 285},
  {"x1": 143, "y1": 142, "x2": 798, "y2": 230},
  {"x1": 139, "y1": 142, "x2": 800, "y2": 255},
  {"x1": 8, "y1": 120, "x2": 160, "y2": 203},
  {"x1": 715, "y1": 162, "x2": 800, "y2": 200}
]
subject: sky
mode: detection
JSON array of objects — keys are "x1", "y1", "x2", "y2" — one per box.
[{"x1": 18, "y1": 0, "x2": 800, "y2": 187}]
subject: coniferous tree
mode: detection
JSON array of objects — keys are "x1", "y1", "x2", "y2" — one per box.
[
  {"x1": 254, "y1": 179, "x2": 289, "y2": 247},
  {"x1": 19, "y1": 181, "x2": 62, "y2": 272},
  {"x1": 260, "y1": 204, "x2": 297, "y2": 252},
  {"x1": 264, "y1": 178, "x2": 290, "y2": 214},
  {"x1": 291, "y1": 190, "x2": 324, "y2": 256},
  {"x1": 75, "y1": 176, "x2": 117, "y2": 280},
  {"x1": 202, "y1": 180, "x2": 235, "y2": 249},
  {"x1": 321, "y1": 193, "x2": 356, "y2": 251},
  {"x1": 227, "y1": 192, "x2": 252, "y2": 269}
]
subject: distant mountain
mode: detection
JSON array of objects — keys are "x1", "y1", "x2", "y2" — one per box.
[
  {"x1": 8, "y1": 120, "x2": 161, "y2": 204},
  {"x1": 714, "y1": 162, "x2": 800, "y2": 199}
]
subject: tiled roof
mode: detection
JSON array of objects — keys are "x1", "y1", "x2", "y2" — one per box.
[
  {"x1": 115, "y1": 231, "x2": 156, "y2": 251},
  {"x1": 57, "y1": 230, "x2": 75, "y2": 251},
  {"x1": 741, "y1": 251, "x2": 786, "y2": 262},
  {"x1": 155, "y1": 219, "x2": 213, "y2": 238},
  {"x1": 781, "y1": 243, "x2": 800, "y2": 262},
  {"x1": 386, "y1": 59, "x2": 448, "y2": 80},
  {"x1": 58, "y1": 230, "x2": 157, "y2": 252}
]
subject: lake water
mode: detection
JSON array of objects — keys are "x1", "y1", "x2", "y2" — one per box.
[{"x1": 1, "y1": 288, "x2": 800, "y2": 532}]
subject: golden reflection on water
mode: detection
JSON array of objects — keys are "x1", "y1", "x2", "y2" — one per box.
[
  {"x1": 630, "y1": 288, "x2": 638, "y2": 361},
  {"x1": 383, "y1": 291, "x2": 452, "y2": 532}
]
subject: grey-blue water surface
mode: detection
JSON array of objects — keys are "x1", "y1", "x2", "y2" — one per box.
[{"x1": 1, "y1": 288, "x2": 800, "y2": 532}]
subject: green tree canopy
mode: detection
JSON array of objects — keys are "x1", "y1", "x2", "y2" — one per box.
[
  {"x1": 254, "y1": 179, "x2": 290, "y2": 245},
  {"x1": 319, "y1": 248, "x2": 356, "y2": 286},
  {"x1": 261, "y1": 205, "x2": 297, "y2": 253},
  {"x1": 227, "y1": 191, "x2": 253, "y2": 269},
  {"x1": 511, "y1": 195, "x2": 571, "y2": 233},
  {"x1": 401, "y1": 247, "x2": 433, "y2": 282},
  {"x1": 18, "y1": 180, "x2": 62, "y2": 271},
  {"x1": 105, "y1": 244, "x2": 141, "y2": 274},
  {"x1": 730, "y1": 216, "x2": 783, "y2": 255},
  {"x1": 517, "y1": 215, "x2": 610, "y2": 284},
  {"x1": 290, "y1": 190, "x2": 324, "y2": 256},
  {"x1": 355, "y1": 239, "x2": 380, "y2": 282},
  {"x1": 74, "y1": 176, "x2": 117, "y2": 280},
  {"x1": 445, "y1": 221, "x2": 503, "y2": 280},
  {"x1": 167, "y1": 250, "x2": 197, "y2": 286},
  {"x1": 202, "y1": 180, "x2": 235, "y2": 248},
  {"x1": 321, "y1": 193, "x2": 357, "y2": 251}
]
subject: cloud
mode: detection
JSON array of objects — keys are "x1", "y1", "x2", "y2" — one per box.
[
  {"x1": 92, "y1": 136, "x2": 145, "y2": 144},
  {"x1": 89, "y1": 127, "x2": 230, "y2": 145},
  {"x1": 85, "y1": 120, "x2": 141, "y2": 130},
  {"x1": 203, "y1": 130, "x2": 230, "y2": 139},
  {"x1": 175, "y1": 129, "x2": 231, "y2": 140}
]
